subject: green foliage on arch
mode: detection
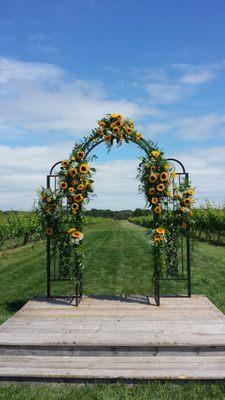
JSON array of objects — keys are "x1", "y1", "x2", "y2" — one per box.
[{"x1": 37, "y1": 113, "x2": 195, "y2": 278}]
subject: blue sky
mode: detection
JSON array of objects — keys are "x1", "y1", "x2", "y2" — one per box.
[{"x1": 0, "y1": 0, "x2": 225, "y2": 209}]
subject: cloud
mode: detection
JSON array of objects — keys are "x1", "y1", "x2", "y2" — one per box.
[
  {"x1": 173, "y1": 146, "x2": 225, "y2": 203},
  {"x1": 179, "y1": 69, "x2": 215, "y2": 85},
  {"x1": 0, "y1": 57, "x2": 148, "y2": 141},
  {"x1": 144, "y1": 112, "x2": 225, "y2": 141},
  {"x1": 1, "y1": 142, "x2": 224, "y2": 211},
  {"x1": 146, "y1": 82, "x2": 193, "y2": 104}
]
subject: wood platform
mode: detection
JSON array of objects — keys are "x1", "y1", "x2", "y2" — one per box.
[{"x1": 0, "y1": 295, "x2": 225, "y2": 381}]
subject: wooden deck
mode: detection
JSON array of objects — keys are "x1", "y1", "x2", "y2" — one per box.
[{"x1": 0, "y1": 295, "x2": 225, "y2": 381}]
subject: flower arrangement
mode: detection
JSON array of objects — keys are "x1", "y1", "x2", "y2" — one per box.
[{"x1": 37, "y1": 113, "x2": 195, "y2": 281}]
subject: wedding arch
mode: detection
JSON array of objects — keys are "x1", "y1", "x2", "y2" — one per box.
[{"x1": 38, "y1": 113, "x2": 194, "y2": 306}]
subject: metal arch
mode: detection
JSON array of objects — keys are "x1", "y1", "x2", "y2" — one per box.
[
  {"x1": 49, "y1": 161, "x2": 62, "y2": 175},
  {"x1": 166, "y1": 158, "x2": 186, "y2": 173}
]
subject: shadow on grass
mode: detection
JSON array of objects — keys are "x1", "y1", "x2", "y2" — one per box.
[{"x1": 6, "y1": 299, "x2": 27, "y2": 313}]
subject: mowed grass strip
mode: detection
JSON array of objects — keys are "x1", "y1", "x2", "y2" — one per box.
[{"x1": 1, "y1": 219, "x2": 225, "y2": 398}]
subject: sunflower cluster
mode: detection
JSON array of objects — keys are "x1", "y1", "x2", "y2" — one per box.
[
  {"x1": 176, "y1": 187, "x2": 195, "y2": 230},
  {"x1": 68, "y1": 227, "x2": 84, "y2": 244},
  {"x1": 38, "y1": 188, "x2": 61, "y2": 237},
  {"x1": 95, "y1": 113, "x2": 142, "y2": 145},
  {"x1": 59, "y1": 150, "x2": 94, "y2": 216},
  {"x1": 141, "y1": 149, "x2": 173, "y2": 215},
  {"x1": 152, "y1": 227, "x2": 166, "y2": 243}
]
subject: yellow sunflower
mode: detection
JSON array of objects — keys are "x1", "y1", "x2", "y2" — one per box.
[
  {"x1": 60, "y1": 181, "x2": 67, "y2": 190},
  {"x1": 153, "y1": 205, "x2": 162, "y2": 214},
  {"x1": 183, "y1": 198, "x2": 192, "y2": 206},
  {"x1": 68, "y1": 187, "x2": 74, "y2": 193},
  {"x1": 154, "y1": 236, "x2": 162, "y2": 242},
  {"x1": 69, "y1": 167, "x2": 77, "y2": 176},
  {"x1": 136, "y1": 133, "x2": 142, "y2": 140},
  {"x1": 151, "y1": 150, "x2": 160, "y2": 158},
  {"x1": 79, "y1": 164, "x2": 89, "y2": 174},
  {"x1": 45, "y1": 227, "x2": 53, "y2": 236},
  {"x1": 188, "y1": 210, "x2": 193, "y2": 216},
  {"x1": 148, "y1": 188, "x2": 155, "y2": 195},
  {"x1": 160, "y1": 172, "x2": 168, "y2": 182},
  {"x1": 155, "y1": 227, "x2": 165, "y2": 235},
  {"x1": 110, "y1": 113, "x2": 118, "y2": 118},
  {"x1": 68, "y1": 227, "x2": 76, "y2": 234},
  {"x1": 61, "y1": 160, "x2": 69, "y2": 168},
  {"x1": 156, "y1": 183, "x2": 165, "y2": 192},
  {"x1": 124, "y1": 125, "x2": 133, "y2": 134},
  {"x1": 151, "y1": 197, "x2": 158, "y2": 204},
  {"x1": 149, "y1": 173, "x2": 158, "y2": 183},
  {"x1": 71, "y1": 203, "x2": 79, "y2": 211},
  {"x1": 98, "y1": 121, "x2": 105, "y2": 127},
  {"x1": 74, "y1": 194, "x2": 84, "y2": 203},
  {"x1": 78, "y1": 184, "x2": 85, "y2": 191},
  {"x1": 181, "y1": 222, "x2": 187, "y2": 228},
  {"x1": 113, "y1": 126, "x2": 120, "y2": 133},
  {"x1": 171, "y1": 171, "x2": 176, "y2": 179},
  {"x1": 150, "y1": 165, "x2": 156, "y2": 171},
  {"x1": 76, "y1": 151, "x2": 85, "y2": 159},
  {"x1": 71, "y1": 231, "x2": 83, "y2": 240}
]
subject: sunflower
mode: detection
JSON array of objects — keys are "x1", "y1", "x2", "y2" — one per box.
[
  {"x1": 70, "y1": 156, "x2": 76, "y2": 162},
  {"x1": 78, "y1": 183, "x2": 85, "y2": 191},
  {"x1": 148, "y1": 188, "x2": 155, "y2": 195},
  {"x1": 71, "y1": 179, "x2": 78, "y2": 186},
  {"x1": 61, "y1": 160, "x2": 69, "y2": 168},
  {"x1": 118, "y1": 133, "x2": 123, "y2": 140},
  {"x1": 45, "y1": 227, "x2": 53, "y2": 236},
  {"x1": 68, "y1": 227, "x2": 76, "y2": 234},
  {"x1": 104, "y1": 135, "x2": 111, "y2": 142},
  {"x1": 151, "y1": 150, "x2": 160, "y2": 158},
  {"x1": 113, "y1": 126, "x2": 120, "y2": 133},
  {"x1": 153, "y1": 205, "x2": 162, "y2": 214},
  {"x1": 181, "y1": 222, "x2": 187, "y2": 229},
  {"x1": 60, "y1": 181, "x2": 67, "y2": 190},
  {"x1": 71, "y1": 203, "x2": 79, "y2": 211},
  {"x1": 166, "y1": 191, "x2": 171, "y2": 197},
  {"x1": 69, "y1": 167, "x2": 77, "y2": 176},
  {"x1": 74, "y1": 194, "x2": 84, "y2": 203},
  {"x1": 149, "y1": 173, "x2": 158, "y2": 183},
  {"x1": 183, "y1": 198, "x2": 192, "y2": 206},
  {"x1": 71, "y1": 231, "x2": 84, "y2": 240},
  {"x1": 179, "y1": 207, "x2": 187, "y2": 213},
  {"x1": 150, "y1": 165, "x2": 156, "y2": 171},
  {"x1": 173, "y1": 193, "x2": 179, "y2": 200},
  {"x1": 68, "y1": 187, "x2": 74, "y2": 193},
  {"x1": 156, "y1": 183, "x2": 165, "y2": 192},
  {"x1": 188, "y1": 189, "x2": 195, "y2": 195},
  {"x1": 117, "y1": 114, "x2": 124, "y2": 120},
  {"x1": 154, "y1": 236, "x2": 162, "y2": 242},
  {"x1": 171, "y1": 171, "x2": 176, "y2": 179},
  {"x1": 160, "y1": 172, "x2": 168, "y2": 182},
  {"x1": 98, "y1": 121, "x2": 105, "y2": 127},
  {"x1": 79, "y1": 164, "x2": 89, "y2": 174},
  {"x1": 164, "y1": 163, "x2": 169, "y2": 170},
  {"x1": 136, "y1": 133, "x2": 142, "y2": 140},
  {"x1": 151, "y1": 197, "x2": 158, "y2": 204},
  {"x1": 110, "y1": 113, "x2": 118, "y2": 118},
  {"x1": 155, "y1": 227, "x2": 165, "y2": 235},
  {"x1": 124, "y1": 125, "x2": 133, "y2": 134},
  {"x1": 76, "y1": 151, "x2": 85, "y2": 159},
  {"x1": 40, "y1": 192, "x2": 46, "y2": 201}
]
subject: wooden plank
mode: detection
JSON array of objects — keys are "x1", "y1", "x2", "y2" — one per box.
[{"x1": 1, "y1": 355, "x2": 225, "y2": 380}]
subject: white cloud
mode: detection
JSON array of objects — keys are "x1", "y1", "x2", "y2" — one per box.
[
  {"x1": 179, "y1": 69, "x2": 215, "y2": 85},
  {"x1": 146, "y1": 82, "x2": 193, "y2": 104},
  {"x1": 0, "y1": 57, "x2": 148, "y2": 139},
  {"x1": 0, "y1": 143, "x2": 224, "y2": 211},
  {"x1": 144, "y1": 113, "x2": 225, "y2": 140}
]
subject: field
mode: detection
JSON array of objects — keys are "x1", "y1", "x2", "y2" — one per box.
[{"x1": 1, "y1": 219, "x2": 225, "y2": 399}]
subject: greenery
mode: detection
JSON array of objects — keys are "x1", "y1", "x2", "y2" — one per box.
[
  {"x1": 129, "y1": 202, "x2": 225, "y2": 245},
  {"x1": 1, "y1": 219, "x2": 225, "y2": 398},
  {"x1": 1, "y1": 382, "x2": 225, "y2": 400}
]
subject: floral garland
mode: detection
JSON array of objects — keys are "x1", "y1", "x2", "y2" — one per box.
[{"x1": 38, "y1": 113, "x2": 195, "y2": 278}]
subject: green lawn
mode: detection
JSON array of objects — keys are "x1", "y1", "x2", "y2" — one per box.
[{"x1": 1, "y1": 219, "x2": 225, "y2": 399}]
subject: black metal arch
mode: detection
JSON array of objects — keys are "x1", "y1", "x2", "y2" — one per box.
[{"x1": 46, "y1": 139, "x2": 191, "y2": 306}]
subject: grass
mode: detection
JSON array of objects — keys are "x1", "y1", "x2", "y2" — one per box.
[{"x1": 1, "y1": 219, "x2": 225, "y2": 399}]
